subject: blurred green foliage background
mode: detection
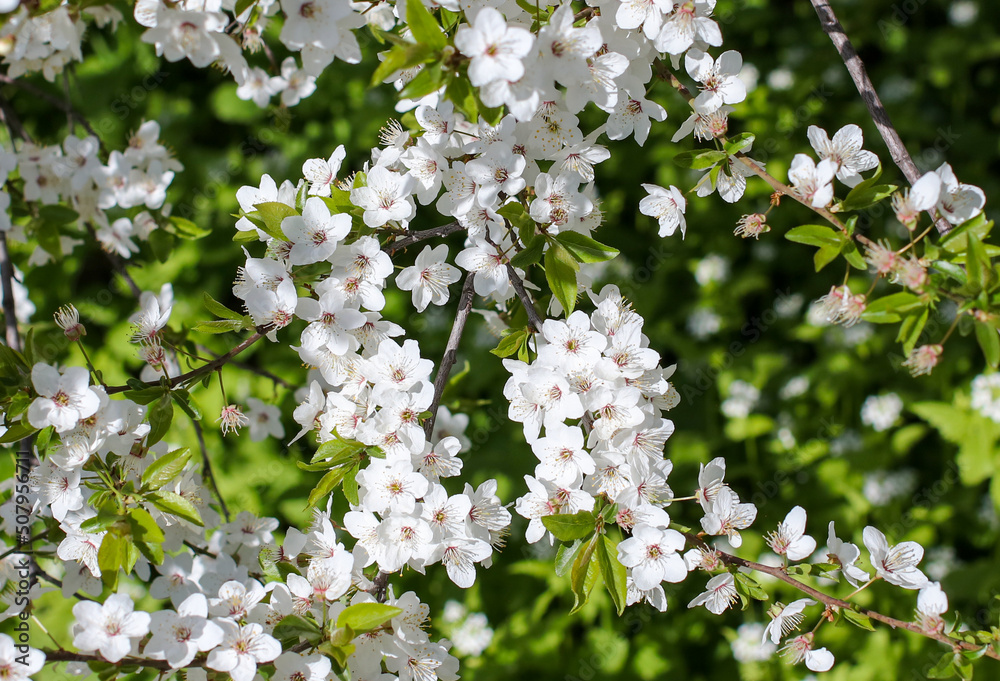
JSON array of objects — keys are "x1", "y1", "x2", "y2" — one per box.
[{"x1": 4, "y1": 0, "x2": 1000, "y2": 679}]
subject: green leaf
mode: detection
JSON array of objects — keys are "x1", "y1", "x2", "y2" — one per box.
[
  {"x1": 337, "y1": 603, "x2": 403, "y2": 635},
  {"x1": 371, "y1": 43, "x2": 437, "y2": 86},
  {"x1": 570, "y1": 534, "x2": 600, "y2": 613},
  {"x1": 497, "y1": 202, "x2": 536, "y2": 243},
  {"x1": 98, "y1": 533, "x2": 137, "y2": 583},
  {"x1": 146, "y1": 491, "x2": 204, "y2": 526},
  {"x1": 38, "y1": 204, "x2": 79, "y2": 224},
  {"x1": 861, "y1": 292, "x2": 924, "y2": 324},
  {"x1": 896, "y1": 306, "x2": 929, "y2": 355},
  {"x1": 734, "y1": 572, "x2": 768, "y2": 601},
  {"x1": 542, "y1": 511, "x2": 597, "y2": 542},
  {"x1": 193, "y1": 319, "x2": 244, "y2": 334},
  {"x1": 444, "y1": 72, "x2": 478, "y2": 122},
  {"x1": 312, "y1": 437, "x2": 367, "y2": 466},
  {"x1": 204, "y1": 292, "x2": 244, "y2": 321},
  {"x1": 555, "y1": 539, "x2": 583, "y2": 578},
  {"x1": 544, "y1": 242, "x2": 578, "y2": 316},
  {"x1": 398, "y1": 61, "x2": 445, "y2": 101},
  {"x1": 839, "y1": 181, "x2": 898, "y2": 212},
  {"x1": 509, "y1": 235, "x2": 545, "y2": 269},
  {"x1": 672, "y1": 149, "x2": 727, "y2": 170},
  {"x1": 342, "y1": 464, "x2": 360, "y2": 506},
  {"x1": 234, "y1": 0, "x2": 256, "y2": 15},
  {"x1": 595, "y1": 535, "x2": 628, "y2": 616},
  {"x1": 723, "y1": 133, "x2": 755, "y2": 156},
  {"x1": 141, "y1": 447, "x2": 192, "y2": 492},
  {"x1": 841, "y1": 608, "x2": 875, "y2": 631},
  {"x1": 554, "y1": 232, "x2": 620, "y2": 264},
  {"x1": 169, "y1": 216, "x2": 211, "y2": 239},
  {"x1": 273, "y1": 614, "x2": 323, "y2": 643},
  {"x1": 170, "y1": 389, "x2": 203, "y2": 421},
  {"x1": 307, "y1": 466, "x2": 351, "y2": 508},
  {"x1": 127, "y1": 507, "x2": 166, "y2": 544},
  {"x1": 813, "y1": 243, "x2": 842, "y2": 272},
  {"x1": 941, "y1": 213, "x2": 994, "y2": 254},
  {"x1": 253, "y1": 201, "x2": 297, "y2": 241},
  {"x1": 405, "y1": 0, "x2": 447, "y2": 51},
  {"x1": 785, "y1": 224, "x2": 843, "y2": 248},
  {"x1": 842, "y1": 241, "x2": 867, "y2": 270},
  {"x1": 0, "y1": 421, "x2": 38, "y2": 444},
  {"x1": 490, "y1": 328, "x2": 529, "y2": 358},
  {"x1": 146, "y1": 394, "x2": 174, "y2": 447},
  {"x1": 932, "y1": 260, "x2": 968, "y2": 285}
]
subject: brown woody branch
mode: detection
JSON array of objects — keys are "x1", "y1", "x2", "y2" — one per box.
[
  {"x1": 424, "y1": 273, "x2": 477, "y2": 440},
  {"x1": 807, "y1": 0, "x2": 952, "y2": 234},
  {"x1": 681, "y1": 531, "x2": 1000, "y2": 661}
]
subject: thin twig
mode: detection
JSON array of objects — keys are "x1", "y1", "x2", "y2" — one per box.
[
  {"x1": 372, "y1": 570, "x2": 392, "y2": 603},
  {"x1": 0, "y1": 73, "x2": 105, "y2": 149},
  {"x1": 43, "y1": 650, "x2": 183, "y2": 671},
  {"x1": 106, "y1": 328, "x2": 272, "y2": 394},
  {"x1": 195, "y1": 344, "x2": 295, "y2": 389},
  {"x1": 505, "y1": 263, "x2": 545, "y2": 333},
  {"x1": 193, "y1": 419, "x2": 230, "y2": 523},
  {"x1": 654, "y1": 59, "x2": 850, "y2": 233},
  {"x1": 424, "y1": 274, "x2": 476, "y2": 440},
  {"x1": 0, "y1": 232, "x2": 21, "y2": 351},
  {"x1": 807, "y1": 0, "x2": 951, "y2": 234},
  {"x1": 681, "y1": 531, "x2": 1000, "y2": 660},
  {"x1": 383, "y1": 221, "x2": 464, "y2": 255},
  {"x1": 0, "y1": 90, "x2": 32, "y2": 145}
]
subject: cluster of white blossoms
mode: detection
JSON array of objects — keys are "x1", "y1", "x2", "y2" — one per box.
[
  {"x1": 0, "y1": 121, "x2": 180, "y2": 262},
  {"x1": 0, "y1": 2, "x2": 121, "y2": 81},
  {"x1": 3, "y1": 0, "x2": 994, "y2": 675}
]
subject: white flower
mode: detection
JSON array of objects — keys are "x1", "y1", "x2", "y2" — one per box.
[
  {"x1": 144, "y1": 593, "x2": 224, "y2": 668},
  {"x1": 700, "y1": 486, "x2": 756, "y2": 547},
  {"x1": 807, "y1": 124, "x2": 879, "y2": 187},
  {"x1": 780, "y1": 632, "x2": 834, "y2": 672},
  {"x1": 825, "y1": 521, "x2": 869, "y2": 587},
  {"x1": 916, "y1": 581, "x2": 949, "y2": 632},
  {"x1": 935, "y1": 162, "x2": 986, "y2": 225},
  {"x1": 278, "y1": 57, "x2": 317, "y2": 107},
  {"x1": 654, "y1": 0, "x2": 722, "y2": 55},
  {"x1": 206, "y1": 621, "x2": 281, "y2": 681},
  {"x1": 860, "y1": 393, "x2": 902, "y2": 432},
  {"x1": 245, "y1": 397, "x2": 285, "y2": 441},
  {"x1": 685, "y1": 49, "x2": 746, "y2": 114},
  {"x1": 281, "y1": 197, "x2": 351, "y2": 265},
  {"x1": 236, "y1": 66, "x2": 283, "y2": 107},
  {"x1": 617, "y1": 524, "x2": 687, "y2": 590},
  {"x1": 303, "y1": 146, "x2": 347, "y2": 197},
  {"x1": 351, "y1": 166, "x2": 415, "y2": 227},
  {"x1": 72, "y1": 593, "x2": 151, "y2": 663},
  {"x1": 27, "y1": 364, "x2": 100, "y2": 432},
  {"x1": 272, "y1": 651, "x2": 332, "y2": 681},
  {"x1": 892, "y1": 171, "x2": 941, "y2": 227},
  {"x1": 454, "y1": 8, "x2": 533, "y2": 87},
  {"x1": 396, "y1": 245, "x2": 462, "y2": 312},
  {"x1": 862, "y1": 526, "x2": 929, "y2": 589},
  {"x1": 763, "y1": 598, "x2": 814, "y2": 644},
  {"x1": 606, "y1": 94, "x2": 667, "y2": 147},
  {"x1": 639, "y1": 183, "x2": 686, "y2": 238},
  {"x1": 971, "y1": 373, "x2": 1000, "y2": 423},
  {"x1": 0, "y1": 633, "x2": 44, "y2": 681},
  {"x1": 788, "y1": 154, "x2": 837, "y2": 208},
  {"x1": 687, "y1": 572, "x2": 738, "y2": 615},
  {"x1": 765, "y1": 506, "x2": 817, "y2": 562}
]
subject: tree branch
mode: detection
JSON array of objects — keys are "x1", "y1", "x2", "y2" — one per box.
[
  {"x1": 505, "y1": 263, "x2": 546, "y2": 333},
  {"x1": 382, "y1": 221, "x2": 464, "y2": 255},
  {"x1": 654, "y1": 60, "x2": 849, "y2": 233},
  {"x1": 0, "y1": 73, "x2": 105, "y2": 148},
  {"x1": 0, "y1": 232, "x2": 22, "y2": 351},
  {"x1": 193, "y1": 419, "x2": 230, "y2": 523},
  {"x1": 807, "y1": 0, "x2": 952, "y2": 234},
  {"x1": 106, "y1": 327, "x2": 273, "y2": 395},
  {"x1": 681, "y1": 531, "x2": 1000, "y2": 660},
  {"x1": 424, "y1": 274, "x2": 476, "y2": 440}
]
